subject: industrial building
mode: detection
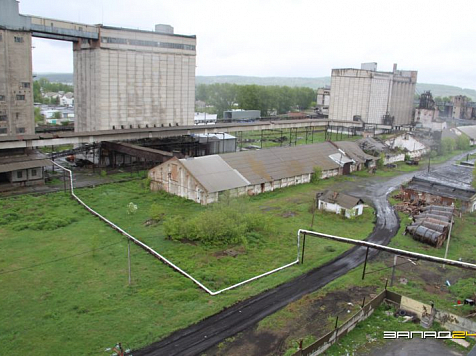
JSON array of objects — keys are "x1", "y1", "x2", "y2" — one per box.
[
  {"x1": 0, "y1": 25, "x2": 34, "y2": 136},
  {"x1": 328, "y1": 63, "x2": 417, "y2": 126},
  {"x1": 315, "y1": 87, "x2": 330, "y2": 117},
  {"x1": 402, "y1": 174, "x2": 476, "y2": 213},
  {"x1": 0, "y1": 149, "x2": 50, "y2": 187},
  {"x1": 438, "y1": 96, "x2": 476, "y2": 120},
  {"x1": 414, "y1": 91, "x2": 446, "y2": 131},
  {"x1": 148, "y1": 141, "x2": 377, "y2": 204},
  {"x1": 0, "y1": 0, "x2": 196, "y2": 135},
  {"x1": 74, "y1": 25, "x2": 196, "y2": 132}
]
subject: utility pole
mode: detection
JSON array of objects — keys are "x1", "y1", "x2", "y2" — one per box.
[
  {"x1": 128, "y1": 239, "x2": 132, "y2": 285},
  {"x1": 443, "y1": 217, "x2": 454, "y2": 269}
]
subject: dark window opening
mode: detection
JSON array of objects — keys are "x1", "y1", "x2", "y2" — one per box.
[
  {"x1": 31, "y1": 169, "x2": 37, "y2": 176},
  {"x1": 16, "y1": 127, "x2": 25, "y2": 133},
  {"x1": 17, "y1": 171, "x2": 23, "y2": 179},
  {"x1": 14, "y1": 36, "x2": 24, "y2": 43},
  {"x1": 0, "y1": 95, "x2": 5, "y2": 101},
  {"x1": 21, "y1": 82, "x2": 30, "y2": 89},
  {"x1": 0, "y1": 115, "x2": 7, "y2": 121},
  {"x1": 0, "y1": 128, "x2": 7, "y2": 134},
  {"x1": 16, "y1": 95, "x2": 25, "y2": 100}
]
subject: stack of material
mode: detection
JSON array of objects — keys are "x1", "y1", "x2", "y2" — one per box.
[{"x1": 406, "y1": 205, "x2": 454, "y2": 248}]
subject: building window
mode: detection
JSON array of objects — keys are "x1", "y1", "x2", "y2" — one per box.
[
  {"x1": 31, "y1": 169, "x2": 37, "y2": 176},
  {"x1": 14, "y1": 36, "x2": 24, "y2": 43},
  {"x1": 0, "y1": 128, "x2": 6, "y2": 134},
  {"x1": 0, "y1": 95, "x2": 5, "y2": 101},
  {"x1": 0, "y1": 115, "x2": 6, "y2": 121},
  {"x1": 16, "y1": 127, "x2": 25, "y2": 133},
  {"x1": 17, "y1": 171, "x2": 23, "y2": 179},
  {"x1": 21, "y1": 82, "x2": 30, "y2": 89},
  {"x1": 16, "y1": 95, "x2": 25, "y2": 100}
]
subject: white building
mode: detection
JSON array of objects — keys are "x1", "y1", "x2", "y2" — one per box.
[
  {"x1": 317, "y1": 190, "x2": 364, "y2": 218},
  {"x1": 385, "y1": 134, "x2": 430, "y2": 159},
  {"x1": 328, "y1": 63, "x2": 417, "y2": 126}
]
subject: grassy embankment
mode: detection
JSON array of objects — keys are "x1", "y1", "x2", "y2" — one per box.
[{"x1": 0, "y1": 175, "x2": 374, "y2": 355}]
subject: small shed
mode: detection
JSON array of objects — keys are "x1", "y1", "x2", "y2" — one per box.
[{"x1": 317, "y1": 190, "x2": 364, "y2": 218}]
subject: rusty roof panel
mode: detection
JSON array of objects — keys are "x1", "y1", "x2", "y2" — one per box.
[{"x1": 219, "y1": 142, "x2": 341, "y2": 184}]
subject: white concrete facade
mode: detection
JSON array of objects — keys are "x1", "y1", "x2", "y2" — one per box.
[
  {"x1": 329, "y1": 64, "x2": 417, "y2": 126},
  {"x1": 74, "y1": 26, "x2": 196, "y2": 132}
]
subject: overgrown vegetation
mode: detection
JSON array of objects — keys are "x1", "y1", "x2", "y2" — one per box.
[
  {"x1": 0, "y1": 175, "x2": 375, "y2": 355},
  {"x1": 163, "y1": 199, "x2": 272, "y2": 246},
  {"x1": 311, "y1": 166, "x2": 322, "y2": 184}
]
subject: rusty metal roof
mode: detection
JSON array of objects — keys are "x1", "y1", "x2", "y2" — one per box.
[
  {"x1": 219, "y1": 142, "x2": 342, "y2": 184},
  {"x1": 179, "y1": 156, "x2": 250, "y2": 193}
]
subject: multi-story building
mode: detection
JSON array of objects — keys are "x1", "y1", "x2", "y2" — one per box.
[
  {"x1": 0, "y1": 0, "x2": 197, "y2": 135},
  {"x1": 0, "y1": 27, "x2": 34, "y2": 135},
  {"x1": 74, "y1": 25, "x2": 196, "y2": 132},
  {"x1": 328, "y1": 63, "x2": 417, "y2": 126},
  {"x1": 315, "y1": 87, "x2": 330, "y2": 117}
]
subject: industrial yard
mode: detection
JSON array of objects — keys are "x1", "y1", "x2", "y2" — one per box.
[{"x1": 1, "y1": 149, "x2": 475, "y2": 355}]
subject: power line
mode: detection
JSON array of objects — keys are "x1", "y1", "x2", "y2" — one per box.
[{"x1": 0, "y1": 240, "x2": 123, "y2": 275}]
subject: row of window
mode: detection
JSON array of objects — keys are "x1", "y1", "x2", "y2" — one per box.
[
  {"x1": 0, "y1": 127, "x2": 25, "y2": 134},
  {"x1": 101, "y1": 36, "x2": 195, "y2": 51},
  {"x1": 0, "y1": 95, "x2": 26, "y2": 100},
  {"x1": 16, "y1": 169, "x2": 38, "y2": 179}
]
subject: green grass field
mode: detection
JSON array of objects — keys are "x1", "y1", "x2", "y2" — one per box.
[{"x1": 0, "y1": 177, "x2": 375, "y2": 355}]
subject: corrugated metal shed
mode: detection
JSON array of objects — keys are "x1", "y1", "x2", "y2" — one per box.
[
  {"x1": 179, "y1": 156, "x2": 250, "y2": 193},
  {"x1": 219, "y1": 142, "x2": 341, "y2": 185},
  {"x1": 407, "y1": 175, "x2": 476, "y2": 202}
]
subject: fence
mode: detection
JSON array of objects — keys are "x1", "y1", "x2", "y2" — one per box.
[{"x1": 291, "y1": 289, "x2": 476, "y2": 356}]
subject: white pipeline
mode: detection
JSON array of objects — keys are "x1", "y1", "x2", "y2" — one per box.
[{"x1": 51, "y1": 161, "x2": 300, "y2": 295}]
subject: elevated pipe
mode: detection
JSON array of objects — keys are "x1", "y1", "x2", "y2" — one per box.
[{"x1": 298, "y1": 229, "x2": 476, "y2": 271}]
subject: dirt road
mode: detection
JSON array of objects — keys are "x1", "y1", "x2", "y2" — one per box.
[{"x1": 135, "y1": 152, "x2": 475, "y2": 356}]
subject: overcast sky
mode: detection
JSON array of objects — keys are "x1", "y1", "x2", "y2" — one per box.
[{"x1": 20, "y1": 0, "x2": 476, "y2": 89}]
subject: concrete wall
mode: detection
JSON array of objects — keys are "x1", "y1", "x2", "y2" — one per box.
[
  {"x1": 389, "y1": 72, "x2": 417, "y2": 126},
  {"x1": 329, "y1": 67, "x2": 417, "y2": 126},
  {"x1": 74, "y1": 26, "x2": 196, "y2": 132},
  {"x1": 0, "y1": 29, "x2": 34, "y2": 136}
]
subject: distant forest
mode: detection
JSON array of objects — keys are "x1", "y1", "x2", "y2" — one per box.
[{"x1": 34, "y1": 73, "x2": 476, "y2": 101}]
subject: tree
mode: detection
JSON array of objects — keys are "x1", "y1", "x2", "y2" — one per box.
[
  {"x1": 34, "y1": 107, "x2": 44, "y2": 124},
  {"x1": 439, "y1": 138, "x2": 456, "y2": 156},
  {"x1": 456, "y1": 135, "x2": 470, "y2": 151}
]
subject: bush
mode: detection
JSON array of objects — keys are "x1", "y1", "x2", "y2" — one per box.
[
  {"x1": 456, "y1": 135, "x2": 470, "y2": 151},
  {"x1": 311, "y1": 166, "x2": 322, "y2": 184},
  {"x1": 163, "y1": 200, "x2": 271, "y2": 246}
]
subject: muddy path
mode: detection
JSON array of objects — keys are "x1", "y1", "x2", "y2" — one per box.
[{"x1": 136, "y1": 151, "x2": 474, "y2": 356}]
